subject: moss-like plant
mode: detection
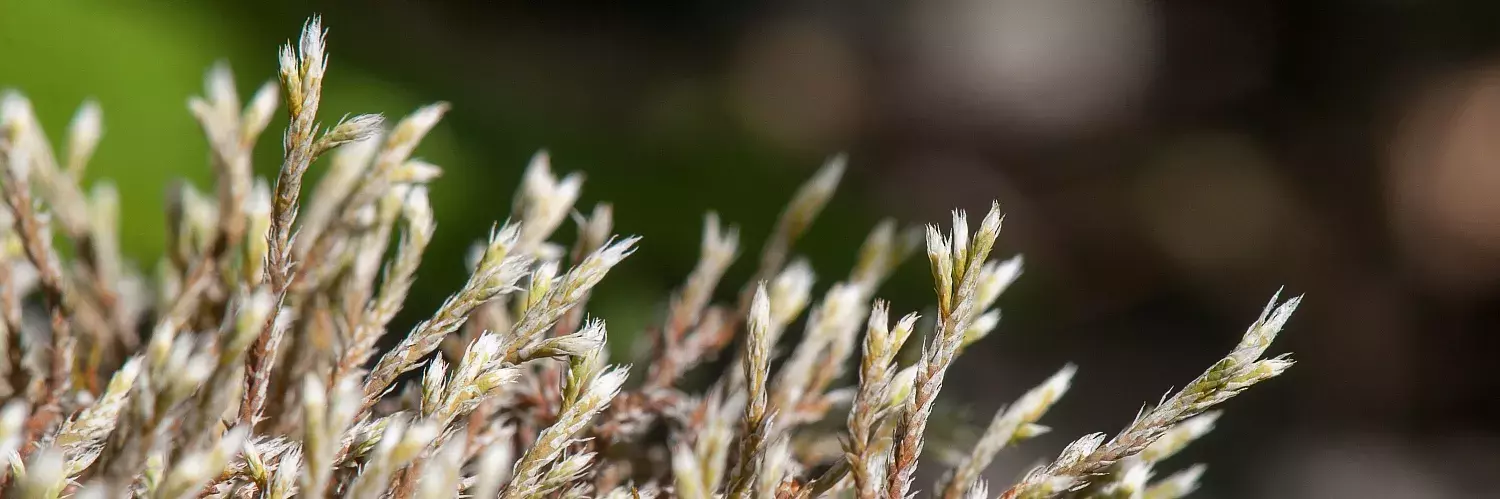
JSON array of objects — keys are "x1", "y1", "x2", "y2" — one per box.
[{"x1": 0, "y1": 16, "x2": 1298, "y2": 499}]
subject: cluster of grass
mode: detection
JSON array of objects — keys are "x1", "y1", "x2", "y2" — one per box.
[{"x1": 0, "y1": 16, "x2": 1298, "y2": 499}]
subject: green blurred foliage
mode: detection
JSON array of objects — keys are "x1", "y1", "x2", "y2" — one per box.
[
  {"x1": 2, "y1": 1, "x2": 933, "y2": 359},
  {"x1": 1, "y1": 1, "x2": 448, "y2": 259}
]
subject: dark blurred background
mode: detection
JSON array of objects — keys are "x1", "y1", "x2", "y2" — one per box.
[{"x1": 6, "y1": 1, "x2": 1500, "y2": 497}]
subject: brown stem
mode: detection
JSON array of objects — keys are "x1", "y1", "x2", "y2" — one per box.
[{"x1": 2, "y1": 147, "x2": 76, "y2": 458}]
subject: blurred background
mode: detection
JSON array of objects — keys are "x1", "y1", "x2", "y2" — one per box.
[{"x1": 5, "y1": 1, "x2": 1500, "y2": 497}]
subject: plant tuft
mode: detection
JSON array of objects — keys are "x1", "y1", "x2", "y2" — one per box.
[{"x1": 0, "y1": 16, "x2": 1299, "y2": 499}]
